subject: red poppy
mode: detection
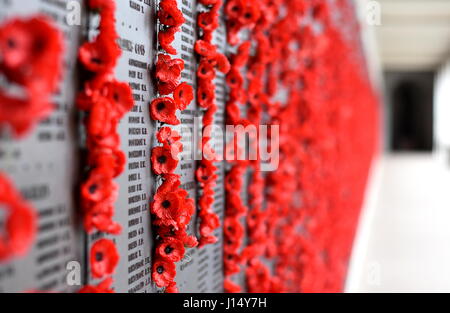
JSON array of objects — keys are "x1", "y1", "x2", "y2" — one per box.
[
  {"x1": 198, "y1": 11, "x2": 219, "y2": 32},
  {"x1": 199, "y1": 235, "x2": 218, "y2": 248},
  {"x1": 0, "y1": 175, "x2": 36, "y2": 261},
  {"x1": 158, "y1": 0, "x2": 185, "y2": 27},
  {"x1": 226, "y1": 67, "x2": 244, "y2": 90},
  {"x1": 156, "y1": 238, "x2": 185, "y2": 262},
  {"x1": 102, "y1": 80, "x2": 134, "y2": 117},
  {"x1": 0, "y1": 16, "x2": 63, "y2": 94},
  {"x1": 157, "y1": 127, "x2": 181, "y2": 145},
  {"x1": 79, "y1": 34, "x2": 120, "y2": 74},
  {"x1": 197, "y1": 80, "x2": 215, "y2": 109},
  {"x1": 213, "y1": 53, "x2": 231, "y2": 74},
  {"x1": 88, "y1": 149, "x2": 126, "y2": 178},
  {"x1": 81, "y1": 169, "x2": 117, "y2": 203},
  {"x1": 90, "y1": 238, "x2": 119, "y2": 279},
  {"x1": 225, "y1": 0, "x2": 245, "y2": 20},
  {"x1": 151, "y1": 190, "x2": 181, "y2": 222},
  {"x1": 151, "y1": 146, "x2": 179, "y2": 175},
  {"x1": 224, "y1": 253, "x2": 241, "y2": 276},
  {"x1": 194, "y1": 40, "x2": 217, "y2": 58},
  {"x1": 84, "y1": 207, "x2": 122, "y2": 235},
  {"x1": 173, "y1": 82, "x2": 194, "y2": 110},
  {"x1": 158, "y1": 26, "x2": 179, "y2": 55},
  {"x1": 196, "y1": 160, "x2": 217, "y2": 186},
  {"x1": 78, "y1": 278, "x2": 115, "y2": 293},
  {"x1": 155, "y1": 54, "x2": 184, "y2": 83},
  {"x1": 224, "y1": 236, "x2": 242, "y2": 255},
  {"x1": 224, "y1": 217, "x2": 244, "y2": 239},
  {"x1": 150, "y1": 97, "x2": 180, "y2": 125},
  {"x1": 152, "y1": 259, "x2": 176, "y2": 287},
  {"x1": 197, "y1": 59, "x2": 216, "y2": 80},
  {"x1": 158, "y1": 79, "x2": 178, "y2": 95}
]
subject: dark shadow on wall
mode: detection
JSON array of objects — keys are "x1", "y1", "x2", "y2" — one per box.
[{"x1": 384, "y1": 72, "x2": 434, "y2": 152}]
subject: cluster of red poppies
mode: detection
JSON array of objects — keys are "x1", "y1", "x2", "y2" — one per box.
[
  {"x1": 222, "y1": 38, "x2": 252, "y2": 292},
  {"x1": 0, "y1": 16, "x2": 63, "y2": 137},
  {"x1": 77, "y1": 0, "x2": 133, "y2": 293},
  {"x1": 0, "y1": 174, "x2": 37, "y2": 261},
  {"x1": 194, "y1": 0, "x2": 230, "y2": 248},
  {"x1": 0, "y1": 16, "x2": 63, "y2": 264},
  {"x1": 150, "y1": 0, "x2": 197, "y2": 293},
  {"x1": 221, "y1": 0, "x2": 379, "y2": 293}
]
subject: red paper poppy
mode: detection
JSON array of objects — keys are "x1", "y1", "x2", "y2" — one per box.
[
  {"x1": 84, "y1": 207, "x2": 122, "y2": 235},
  {"x1": 156, "y1": 237, "x2": 185, "y2": 262},
  {"x1": 151, "y1": 190, "x2": 181, "y2": 222},
  {"x1": 89, "y1": 149, "x2": 126, "y2": 178},
  {"x1": 197, "y1": 59, "x2": 216, "y2": 80},
  {"x1": 90, "y1": 238, "x2": 119, "y2": 279},
  {"x1": 173, "y1": 82, "x2": 194, "y2": 110},
  {"x1": 197, "y1": 80, "x2": 215, "y2": 109},
  {"x1": 102, "y1": 80, "x2": 134, "y2": 117},
  {"x1": 158, "y1": 0, "x2": 185, "y2": 27},
  {"x1": 0, "y1": 175, "x2": 36, "y2": 261},
  {"x1": 158, "y1": 79, "x2": 178, "y2": 95},
  {"x1": 224, "y1": 217, "x2": 244, "y2": 239},
  {"x1": 81, "y1": 169, "x2": 117, "y2": 203},
  {"x1": 157, "y1": 127, "x2": 181, "y2": 145},
  {"x1": 86, "y1": 99, "x2": 118, "y2": 137},
  {"x1": 226, "y1": 67, "x2": 244, "y2": 90},
  {"x1": 155, "y1": 54, "x2": 184, "y2": 83},
  {"x1": 199, "y1": 212, "x2": 220, "y2": 237},
  {"x1": 198, "y1": 11, "x2": 219, "y2": 32},
  {"x1": 150, "y1": 97, "x2": 180, "y2": 125},
  {"x1": 79, "y1": 34, "x2": 120, "y2": 74},
  {"x1": 199, "y1": 235, "x2": 218, "y2": 247},
  {"x1": 151, "y1": 146, "x2": 179, "y2": 175},
  {"x1": 224, "y1": 253, "x2": 241, "y2": 276},
  {"x1": 158, "y1": 26, "x2": 179, "y2": 55},
  {"x1": 225, "y1": 0, "x2": 245, "y2": 20},
  {"x1": 213, "y1": 53, "x2": 231, "y2": 74},
  {"x1": 152, "y1": 259, "x2": 176, "y2": 287},
  {"x1": 0, "y1": 16, "x2": 63, "y2": 93},
  {"x1": 196, "y1": 160, "x2": 217, "y2": 186},
  {"x1": 194, "y1": 40, "x2": 217, "y2": 58}
]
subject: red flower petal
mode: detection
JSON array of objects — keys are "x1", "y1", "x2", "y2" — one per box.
[
  {"x1": 152, "y1": 259, "x2": 176, "y2": 287},
  {"x1": 156, "y1": 238, "x2": 185, "y2": 262},
  {"x1": 151, "y1": 146, "x2": 179, "y2": 175},
  {"x1": 173, "y1": 82, "x2": 194, "y2": 110},
  {"x1": 150, "y1": 97, "x2": 180, "y2": 125},
  {"x1": 90, "y1": 238, "x2": 119, "y2": 279},
  {"x1": 158, "y1": 0, "x2": 185, "y2": 27},
  {"x1": 158, "y1": 26, "x2": 179, "y2": 55}
]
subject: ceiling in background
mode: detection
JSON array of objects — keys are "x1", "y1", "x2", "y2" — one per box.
[{"x1": 377, "y1": 0, "x2": 450, "y2": 71}]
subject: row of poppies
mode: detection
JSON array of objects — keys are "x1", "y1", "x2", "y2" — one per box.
[
  {"x1": 77, "y1": 0, "x2": 134, "y2": 293},
  {"x1": 0, "y1": 16, "x2": 64, "y2": 262},
  {"x1": 149, "y1": 0, "x2": 197, "y2": 293}
]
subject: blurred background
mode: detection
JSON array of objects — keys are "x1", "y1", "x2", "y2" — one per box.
[{"x1": 347, "y1": 0, "x2": 450, "y2": 292}]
